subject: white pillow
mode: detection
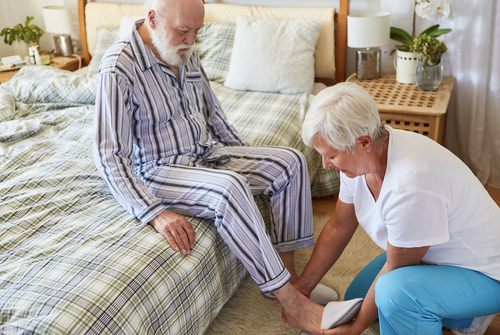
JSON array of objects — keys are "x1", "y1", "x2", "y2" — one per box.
[
  {"x1": 120, "y1": 16, "x2": 145, "y2": 39},
  {"x1": 224, "y1": 15, "x2": 321, "y2": 94}
]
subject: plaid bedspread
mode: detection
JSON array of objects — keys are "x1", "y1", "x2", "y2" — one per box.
[{"x1": 0, "y1": 65, "x2": 338, "y2": 334}]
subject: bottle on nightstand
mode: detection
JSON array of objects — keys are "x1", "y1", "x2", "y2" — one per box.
[
  {"x1": 29, "y1": 44, "x2": 36, "y2": 64},
  {"x1": 34, "y1": 45, "x2": 42, "y2": 65}
]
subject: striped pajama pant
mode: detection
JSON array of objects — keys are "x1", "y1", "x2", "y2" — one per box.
[{"x1": 142, "y1": 146, "x2": 314, "y2": 293}]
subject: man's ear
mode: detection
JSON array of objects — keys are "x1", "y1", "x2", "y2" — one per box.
[
  {"x1": 357, "y1": 135, "x2": 373, "y2": 152},
  {"x1": 148, "y1": 10, "x2": 157, "y2": 29}
]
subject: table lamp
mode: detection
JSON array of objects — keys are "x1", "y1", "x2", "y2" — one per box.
[
  {"x1": 348, "y1": 12, "x2": 390, "y2": 80},
  {"x1": 42, "y1": 6, "x2": 74, "y2": 57}
]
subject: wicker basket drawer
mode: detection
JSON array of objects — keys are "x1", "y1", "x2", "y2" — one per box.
[{"x1": 380, "y1": 112, "x2": 437, "y2": 137}]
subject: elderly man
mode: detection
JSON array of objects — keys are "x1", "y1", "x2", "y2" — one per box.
[{"x1": 93, "y1": 0, "x2": 338, "y2": 332}]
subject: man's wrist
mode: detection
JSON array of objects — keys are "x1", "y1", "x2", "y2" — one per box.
[
  {"x1": 150, "y1": 210, "x2": 173, "y2": 227},
  {"x1": 137, "y1": 201, "x2": 164, "y2": 224}
]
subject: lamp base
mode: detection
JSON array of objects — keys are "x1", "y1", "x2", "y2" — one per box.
[
  {"x1": 356, "y1": 49, "x2": 381, "y2": 80},
  {"x1": 53, "y1": 35, "x2": 73, "y2": 57}
]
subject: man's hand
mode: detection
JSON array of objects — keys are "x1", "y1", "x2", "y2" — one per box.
[{"x1": 150, "y1": 211, "x2": 196, "y2": 255}]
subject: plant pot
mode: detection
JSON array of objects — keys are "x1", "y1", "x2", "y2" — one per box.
[
  {"x1": 394, "y1": 50, "x2": 418, "y2": 84},
  {"x1": 415, "y1": 58, "x2": 444, "y2": 91},
  {"x1": 11, "y1": 40, "x2": 30, "y2": 59}
]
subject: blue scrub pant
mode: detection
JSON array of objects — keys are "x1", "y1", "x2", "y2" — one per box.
[{"x1": 345, "y1": 253, "x2": 500, "y2": 334}]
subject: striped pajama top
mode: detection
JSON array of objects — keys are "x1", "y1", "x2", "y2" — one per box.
[{"x1": 93, "y1": 20, "x2": 246, "y2": 224}]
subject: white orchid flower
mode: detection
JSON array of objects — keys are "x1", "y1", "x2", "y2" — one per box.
[
  {"x1": 416, "y1": 0, "x2": 451, "y2": 21},
  {"x1": 417, "y1": 0, "x2": 431, "y2": 9},
  {"x1": 415, "y1": 4, "x2": 427, "y2": 18},
  {"x1": 433, "y1": 0, "x2": 451, "y2": 21},
  {"x1": 416, "y1": 0, "x2": 434, "y2": 20},
  {"x1": 425, "y1": 1, "x2": 439, "y2": 20}
]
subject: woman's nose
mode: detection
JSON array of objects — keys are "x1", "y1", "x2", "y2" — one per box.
[{"x1": 322, "y1": 156, "x2": 333, "y2": 170}]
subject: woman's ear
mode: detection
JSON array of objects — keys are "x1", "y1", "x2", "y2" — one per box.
[{"x1": 357, "y1": 135, "x2": 373, "y2": 152}]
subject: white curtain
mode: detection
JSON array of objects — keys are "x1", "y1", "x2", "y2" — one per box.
[{"x1": 380, "y1": 0, "x2": 500, "y2": 188}]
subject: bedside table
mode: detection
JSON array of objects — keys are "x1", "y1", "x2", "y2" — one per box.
[
  {"x1": 49, "y1": 54, "x2": 81, "y2": 71},
  {"x1": 0, "y1": 54, "x2": 80, "y2": 84},
  {"x1": 347, "y1": 74, "x2": 456, "y2": 145}
]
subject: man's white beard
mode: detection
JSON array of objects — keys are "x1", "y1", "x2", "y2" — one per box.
[{"x1": 151, "y1": 22, "x2": 194, "y2": 67}]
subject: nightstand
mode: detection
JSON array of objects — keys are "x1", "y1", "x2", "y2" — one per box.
[
  {"x1": 0, "y1": 53, "x2": 80, "y2": 84},
  {"x1": 347, "y1": 74, "x2": 456, "y2": 145}
]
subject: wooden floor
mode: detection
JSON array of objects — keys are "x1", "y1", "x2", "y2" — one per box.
[{"x1": 312, "y1": 185, "x2": 500, "y2": 334}]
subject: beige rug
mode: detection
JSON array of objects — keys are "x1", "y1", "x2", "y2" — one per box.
[{"x1": 205, "y1": 213, "x2": 385, "y2": 335}]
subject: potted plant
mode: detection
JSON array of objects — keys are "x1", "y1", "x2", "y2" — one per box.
[
  {"x1": 390, "y1": 0, "x2": 451, "y2": 84},
  {"x1": 390, "y1": 24, "x2": 451, "y2": 53},
  {"x1": 0, "y1": 16, "x2": 44, "y2": 58},
  {"x1": 412, "y1": 34, "x2": 448, "y2": 90}
]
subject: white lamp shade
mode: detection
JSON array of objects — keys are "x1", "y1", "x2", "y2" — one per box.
[
  {"x1": 347, "y1": 12, "x2": 390, "y2": 48},
  {"x1": 42, "y1": 6, "x2": 73, "y2": 34}
]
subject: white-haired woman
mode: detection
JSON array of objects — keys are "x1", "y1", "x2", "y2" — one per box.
[{"x1": 297, "y1": 82, "x2": 500, "y2": 335}]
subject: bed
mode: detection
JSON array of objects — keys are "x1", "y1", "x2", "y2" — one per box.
[{"x1": 0, "y1": 1, "x2": 348, "y2": 334}]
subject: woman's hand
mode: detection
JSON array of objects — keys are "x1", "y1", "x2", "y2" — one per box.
[
  {"x1": 319, "y1": 320, "x2": 362, "y2": 335},
  {"x1": 150, "y1": 210, "x2": 196, "y2": 255},
  {"x1": 293, "y1": 281, "x2": 313, "y2": 299}
]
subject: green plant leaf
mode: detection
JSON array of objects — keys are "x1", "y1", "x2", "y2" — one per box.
[
  {"x1": 25, "y1": 16, "x2": 34, "y2": 26},
  {"x1": 419, "y1": 24, "x2": 440, "y2": 36},
  {"x1": 390, "y1": 27, "x2": 413, "y2": 48},
  {"x1": 427, "y1": 28, "x2": 452, "y2": 37}
]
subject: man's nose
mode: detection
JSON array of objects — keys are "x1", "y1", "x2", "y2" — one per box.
[{"x1": 185, "y1": 31, "x2": 197, "y2": 45}]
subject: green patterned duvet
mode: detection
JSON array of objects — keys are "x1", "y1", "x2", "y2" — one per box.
[{"x1": 0, "y1": 65, "x2": 338, "y2": 334}]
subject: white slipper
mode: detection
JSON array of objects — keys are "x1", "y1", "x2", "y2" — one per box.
[
  {"x1": 300, "y1": 298, "x2": 364, "y2": 335},
  {"x1": 450, "y1": 314, "x2": 497, "y2": 335},
  {"x1": 262, "y1": 283, "x2": 339, "y2": 306},
  {"x1": 310, "y1": 283, "x2": 340, "y2": 306},
  {"x1": 321, "y1": 299, "x2": 364, "y2": 329}
]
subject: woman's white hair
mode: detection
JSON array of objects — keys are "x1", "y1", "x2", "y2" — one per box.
[{"x1": 302, "y1": 82, "x2": 386, "y2": 153}]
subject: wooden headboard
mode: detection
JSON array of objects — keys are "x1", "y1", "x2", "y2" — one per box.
[{"x1": 78, "y1": 0, "x2": 349, "y2": 84}]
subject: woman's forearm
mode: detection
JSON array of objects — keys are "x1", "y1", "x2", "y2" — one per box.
[
  {"x1": 297, "y1": 201, "x2": 359, "y2": 293},
  {"x1": 298, "y1": 222, "x2": 355, "y2": 291}
]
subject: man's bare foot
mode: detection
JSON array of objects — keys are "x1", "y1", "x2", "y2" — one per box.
[{"x1": 273, "y1": 282, "x2": 323, "y2": 334}]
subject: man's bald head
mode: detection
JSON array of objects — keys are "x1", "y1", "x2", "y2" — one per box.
[
  {"x1": 144, "y1": 0, "x2": 204, "y2": 21},
  {"x1": 143, "y1": 0, "x2": 205, "y2": 67}
]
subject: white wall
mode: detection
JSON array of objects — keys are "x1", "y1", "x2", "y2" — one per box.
[{"x1": 0, "y1": 0, "x2": 381, "y2": 76}]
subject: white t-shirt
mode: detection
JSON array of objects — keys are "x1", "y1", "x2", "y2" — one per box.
[{"x1": 339, "y1": 127, "x2": 500, "y2": 280}]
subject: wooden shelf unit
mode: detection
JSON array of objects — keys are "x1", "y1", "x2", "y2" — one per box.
[{"x1": 347, "y1": 74, "x2": 456, "y2": 145}]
